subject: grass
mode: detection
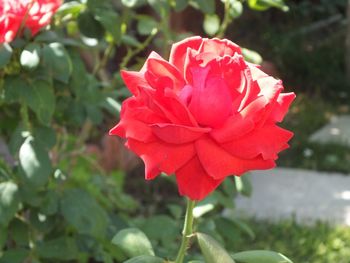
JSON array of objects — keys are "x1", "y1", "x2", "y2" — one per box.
[{"x1": 232, "y1": 219, "x2": 350, "y2": 263}]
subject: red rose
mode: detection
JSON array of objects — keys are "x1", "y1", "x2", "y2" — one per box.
[
  {"x1": 0, "y1": 0, "x2": 61, "y2": 43},
  {"x1": 110, "y1": 37, "x2": 295, "y2": 201},
  {"x1": 25, "y1": 0, "x2": 62, "y2": 36}
]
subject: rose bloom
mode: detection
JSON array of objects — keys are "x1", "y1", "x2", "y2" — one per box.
[
  {"x1": 110, "y1": 37, "x2": 295, "y2": 201},
  {"x1": 0, "y1": 0, "x2": 61, "y2": 43}
]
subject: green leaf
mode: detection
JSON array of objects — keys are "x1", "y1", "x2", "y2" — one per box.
[
  {"x1": 232, "y1": 250, "x2": 293, "y2": 263},
  {"x1": 190, "y1": 0, "x2": 215, "y2": 14},
  {"x1": 0, "y1": 225, "x2": 7, "y2": 249},
  {"x1": 196, "y1": 232, "x2": 235, "y2": 263},
  {"x1": 60, "y1": 188, "x2": 108, "y2": 238},
  {"x1": 122, "y1": 35, "x2": 141, "y2": 48},
  {"x1": 34, "y1": 126, "x2": 56, "y2": 149},
  {"x1": 174, "y1": 0, "x2": 189, "y2": 12},
  {"x1": 203, "y1": 14, "x2": 220, "y2": 36},
  {"x1": 78, "y1": 11, "x2": 105, "y2": 39},
  {"x1": 147, "y1": 0, "x2": 170, "y2": 14},
  {"x1": 9, "y1": 218, "x2": 29, "y2": 246},
  {"x1": 234, "y1": 174, "x2": 253, "y2": 197},
  {"x1": 37, "y1": 237, "x2": 79, "y2": 261},
  {"x1": 20, "y1": 43, "x2": 41, "y2": 70},
  {"x1": 193, "y1": 196, "x2": 217, "y2": 218},
  {"x1": 137, "y1": 16, "x2": 158, "y2": 36},
  {"x1": 121, "y1": 0, "x2": 147, "y2": 8},
  {"x1": 26, "y1": 79, "x2": 55, "y2": 124},
  {"x1": 102, "y1": 97, "x2": 121, "y2": 116},
  {"x1": 112, "y1": 228, "x2": 155, "y2": 258},
  {"x1": 56, "y1": 1, "x2": 85, "y2": 17},
  {"x1": 124, "y1": 255, "x2": 164, "y2": 263},
  {"x1": 229, "y1": 0, "x2": 243, "y2": 18},
  {"x1": 215, "y1": 217, "x2": 255, "y2": 242},
  {"x1": 3, "y1": 77, "x2": 27, "y2": 103},
  {"x1": 247, "y1": 0, "x2": 288, "y2": 11},
  {"x1": 139, "y1": 215, "x2": 178, "y2": 245},
  {"x1": 241, "y1": 48, "x2": 263, "y2": 65},
  {"x1": 42, "y1": 42, "x2": 73, "y2": 83},
  {"x1": 40, "y1": 191, "x2": 59, "y2": 215},
  {"x1": 0, "y1": 43, "x2": 13, "y2": 68},
  {"x1": 94, "y1": 9, "x2": 121, "y2": 42},
  {"x1": 0, "y1": 249, "x2": 29, "y2": 263},
  {"x1": 19, "y1": 137, "x2": 52, "y2": 188},
  {"x1": 0, "y1": 181, "x2": 19, "y2": 226}
]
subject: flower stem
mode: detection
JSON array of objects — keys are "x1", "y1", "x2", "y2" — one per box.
[{"x1": 175, "y1": 198, "x2": 196, "y2": 263}]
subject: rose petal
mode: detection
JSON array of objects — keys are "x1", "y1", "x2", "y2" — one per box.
[
  {"x1": 196, "y1": 136, "x2": 275, "y2": 179},
  {"x1": 121, "y1": 70, "x2": 149, "y2": 95},
  {"x1": 145, "y1": 57, "x2": 185, "y2": 92},
  {"x1": 110, "y1": 119, "x2": 155, "y2": 142},
  {"x1": 188, "y1": 66, "x2": 232, "y2": 127},
  {"x1": 127, "y1": 139, "x2": 196, "y2": 179},
  {"x1": 169, "y1": 36, "x2": 203, "y2": 75},
  {"x1": 221, "y1": 124, "x2": 294, "y2": 160},
  {"x1": 151, "y1": 123, "x2": 210, "y2": 144},
  {"x1": 198, "y1": 38, "x2": 242, "y2": 57},
  {"x1": 175, "y1": 157, "x2": 224, "y2": 200},
  {"x1": 210, "y1": 113, "x2": 254, "y2": 142},
  {"x1": 268, "y1": 92, "x2": 296, "y2": 123}
]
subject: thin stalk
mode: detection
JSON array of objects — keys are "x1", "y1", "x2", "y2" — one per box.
[
  {"x1": 119, "y1": 29, "x2": 158, "y2": 69},
  {"x1": 93, "y1": 42, "x2": 115, "y2": 76},
  {"x1": 216, "y1": 0, "x2": 232, "y2": 38},
  {"x1": 20, "y1": 102, "x2": 31, "y2": 132},
  {"x1": 175, "y1": 198, "x2": 196, "y2": 263}
]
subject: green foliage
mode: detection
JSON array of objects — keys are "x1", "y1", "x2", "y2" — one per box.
[
  {"x1": 197, "y1": 232, "x2": 236, "y2": 263},
  {"x1": 0, "y1": 181, "x2": 19, "y2": 226},
  {"x1": 232, "y1": 250, "x2": 292, "y2": 263},
  {"x1": 233, "y1": 219, "x2": 350, "y2": 263},
  {"x1": 0, "y1": 0, "x2": 293, "y2": 262},
  {"x1": 112, "y1": 228, "x2": 155, "y2": 258}
]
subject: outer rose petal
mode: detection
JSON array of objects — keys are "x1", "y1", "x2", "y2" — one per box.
[
  {"x1": 175, "y1": 157, "x2": 224, "y2": 200},
  {"x1": 198, "y1": 38, "x2": 242, "y2": 57},
  {"x1": 196, "y1": 136, "x2": 275, "y2": 179},
  {"x1": 169, "y1": 36, "x2": 203, "y2": 75},
  {"x1": 145, "y1": 57, "x2": 185, "y2": 91},
  {"x1": 127, "y1": 139, "x2": 196, "y2": 179},
  {"x1": 268, "y1": 92, "x2": 296, "y2": 123},
  {"x1": 151, "y1": 123, "x2": 210, "y2": 144},
  {"x1": 121, "y1": 70, "x2": 149, "y2": 95},
  {"x1": 221, "y1": 124, "x2": 294, "y2": 160}
]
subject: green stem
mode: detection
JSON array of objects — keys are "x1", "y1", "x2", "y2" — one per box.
[
  {"x1": 175, "y1": 198, "x2": 196, "y2": 263},
  {"x1": 119, "y1": 29, "x2": 158, "y2": 69},
  {"x1": 216, "y1": 0, "x2": 233, "y2": 38},
  {"x1": 20, "y1": 102, "x2": 31, "y2": 132},
  {"x1": 93, "y1": 42, "x2": 114, "y2": 76}
]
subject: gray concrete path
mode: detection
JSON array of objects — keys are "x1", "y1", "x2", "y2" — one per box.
[
  {"x1": 309, "y1": 115, "x2": 350, "y2": 146},
  {"x1": 235, "y1": 168, "x2": 350, "y2": 225}
]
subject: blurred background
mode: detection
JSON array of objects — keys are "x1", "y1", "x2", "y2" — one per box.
[{"x1": 1, "y1": 0, "x2": 350, "y2": 262}]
